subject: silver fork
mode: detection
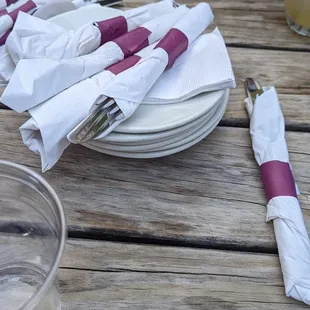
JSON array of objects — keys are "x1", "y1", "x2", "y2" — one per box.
[{"x1": 68, "y1": 96, "x2": 122, "y2": 144}]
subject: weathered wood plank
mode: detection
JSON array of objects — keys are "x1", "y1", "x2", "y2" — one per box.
[
  {"x1": 58, "y1": 239, "x2": 308, "y2": 309},
  {"x1": 122, "y1": 0, "x2": 310, "y2": 50},
  {"x1": 223, "y1": 47, "x2": 310, "y2": 129},
  {"x1": 1, "y1": 109, "x2": 310, "y2": 250}
]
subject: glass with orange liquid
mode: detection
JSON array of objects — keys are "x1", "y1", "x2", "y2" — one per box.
[{"x1": 285, "y1": 0, "x2": 310, "y2": 36}]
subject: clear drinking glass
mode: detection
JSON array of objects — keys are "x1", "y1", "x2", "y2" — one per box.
[
  {"x1": 0, "y1": 161, "x2": 66, "y2": 310},
  {"x1": 285, "y1": 0, "x2": 310, "y2": 36}
]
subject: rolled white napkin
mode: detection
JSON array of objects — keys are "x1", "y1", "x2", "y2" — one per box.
[
  {"x1": 246, "y1": 87, "x2": 310, "y2": 306},
  {"x1": 6, "y1": 0, "x2": 175, "y2": 62},
  {"x1": 19, "y1": 4, "x2": 228, "y2": 172},
  {"x1": 20, "y1": 44, "x2": 154, "y2": 171},
  {"x1": 0, "y1": 0, "x2": 37, "y2": 44},
  {"x1": 2, "y1": 5, "x2": 188, "y2": 112},
  {"x1": 89, "y1": 2, "x2": 214, "y2": 138}
]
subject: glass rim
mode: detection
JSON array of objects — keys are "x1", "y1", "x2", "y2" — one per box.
[{"x1": 0, "y1": 160, "x2": 66, "y2": 310}]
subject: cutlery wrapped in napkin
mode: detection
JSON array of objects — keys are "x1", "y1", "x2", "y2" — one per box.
[
  {"x1": 69, "y1": 2, "x2": 214, "y2": 140},
  {"x1": 6, "y1": 0, "x2": 176, "y2": 62},
  {"x1": 19, "y1": 25, "x2": 235, "y2": 171},
  {"x1": 245, "y1": 85, "x2": 310, "y2": 306},
  {"x1": 20, "y1": 44, "x2": 155, "y2": 171},
  {"x1": 1, "y1": 5, "x2": 189, "y2": 112}
]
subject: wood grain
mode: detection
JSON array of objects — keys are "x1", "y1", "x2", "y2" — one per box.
[
  {"x1": 1, "y1": 109, "x2": 310, "y2": 251},
  {"x1": 223, "y1": 47, "x2": 310, "y2": 129},
  {"x1": 58, "y1": 239, "x2": 308, "y2": 309},
  {"x1": 122, "y1": 0, "x2": 310, "y2": 50}
]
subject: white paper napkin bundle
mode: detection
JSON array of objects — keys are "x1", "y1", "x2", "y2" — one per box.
[
  {"x1": 20, "y1": 44, "x2": 155, "y2": 171},
  {"x1": 6, "y1": 0, "x2": 175, "y2": 62},
  {"x1": 246, "y1": 87, "x2": 310, "y2": 306},
  {"x1": 1, "y1": 5, "x2": 188, "y2": 112},
  {"x1": 91, "y1": 2, "x2": 214, "y2": 137},
  {"x1": 18, "y1": 3, "x2": 237, "y2": 172}
]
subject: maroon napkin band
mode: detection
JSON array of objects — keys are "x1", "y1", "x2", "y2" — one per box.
[
  {"x1": 260, "y1": 161, "x2": 297, "y2": 201},
  {"x1": 96, "y1": 16, "x2": 128, "y2": 46},
  {"x1": 6, "y1": 0, "x2": 17, "y2": 5},
  {"x1": 0, "y1": 8, "x2": 6, "y2": 15},
  {"x1": 107, "y1": 55, "x2": 141, "y2": 75},
  {"x1": 155, "y1": 28, "x2": 188, "y2": 69},
  {"x1": 113, "y1": 27, "x2": 151, "y2": 58},
  {"x1": 8, "y1": 0, "x2": 36, "y2": 22}
]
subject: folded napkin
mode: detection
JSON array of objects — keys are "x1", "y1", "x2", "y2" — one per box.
[
  {"x1": 87, "y1": 2, "x2": 214, "y2": 138},
  {"x1": 0, "y1": 45, "x2": 14, "y2": 86},
  {"x1": 6, "y1": 0, "x2": 175, "y2": 63},
  {"x1": 144, "y1": 28, "x2": 235, "y2": 104},
  {"x1": 20, "y1": 44, "x2": 155, "y2": 171},
  {"x1": 2, "y1": 5, "x2": 188, "y2": 112}
]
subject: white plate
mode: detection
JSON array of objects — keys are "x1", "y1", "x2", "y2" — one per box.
[
  {"x1": 49, "y1": 5, "x2": 121, "y2": 30},
  {"x1": 116, "y1": 90, "x2": 224, "y2": 134},
  {"x1": 83, "y1": 90, "x2": 228, "y2": 158},
  {"x1": 91, "y1": 97, "x2": 221, "y2": 152},
  {"x1": 97, "y1": 90, "x2": 227, "y2": 145}
]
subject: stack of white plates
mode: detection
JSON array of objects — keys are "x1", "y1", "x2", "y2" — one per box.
[
  {"x1": 51, "y1": 6, "x2": 229, "y2": 159},
  {"x1": 84, "y1": 89, "x2": 228, "y2": 158}
]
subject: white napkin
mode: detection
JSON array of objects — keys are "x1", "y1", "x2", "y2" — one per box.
[
  {"x1": 144, "y1": 28, "x2": 235, "y2": 104},
  {"x1": 91, "y1": 3, "x2": 214, "y2": 138},
  {"x1": 246, "y1": 87, "x2": 310, "y2": 306},
  {"x1": 0, "y1": 45, "x2": 14, "y2": 86},
  {"x1": 20, "y1": 44, "x2": 154, "y2": 171},
  {"x1": 19, "y1": 4, "x2": 233, "y2": 172},
  {"x1": 2, "y1": 5, "x2": 188, "y2": 112},
  {"x1": 6, "y1": 0, "x2": 175, "y2": 62}
]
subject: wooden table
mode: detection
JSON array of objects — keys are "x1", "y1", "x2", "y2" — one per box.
[{"x1": 1, "y1": 0, "x2": 310, "y2": 308}]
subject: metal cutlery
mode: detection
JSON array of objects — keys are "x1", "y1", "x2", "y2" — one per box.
[
  {"x1": 244, "y1": 78, "x2": 264, "y2": 105},
  {"x1": 68, "y1": 96, "x2": 122, "y2": 144}
]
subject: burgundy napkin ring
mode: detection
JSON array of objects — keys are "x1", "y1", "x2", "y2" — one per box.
[
  {"x1": 9, "y1": 0, "x2": 36, "y2": 22},
  {"x1": 95, "y1": 16, "x2": 128, "y2": 46},
  {"x1": 113, "y1": 27, "x2": 151, "y2": 58},
  {"x1": 260, "y1": 160, "x2": 297, "y2": 201},
  {"x1": 106, "y1": 55, "x2": 141, "y2": 75},
  {"x1": 155, "y1": 28, "x2": 188, "y2": 69}
]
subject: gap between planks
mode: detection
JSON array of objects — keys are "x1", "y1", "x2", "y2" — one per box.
[{"x1": 56, "y1": 239, "x2": 309, "y2": 310}]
